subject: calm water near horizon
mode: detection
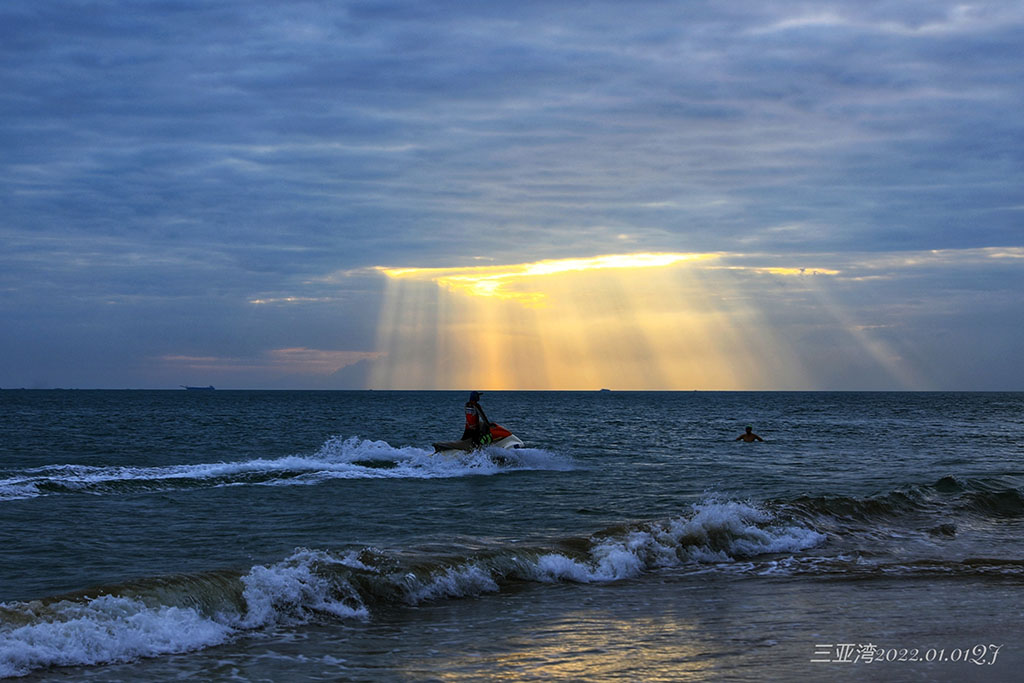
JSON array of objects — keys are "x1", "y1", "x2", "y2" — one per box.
[{"x1": 1, "y1": 390, "x2": 1022, "y2": 680}]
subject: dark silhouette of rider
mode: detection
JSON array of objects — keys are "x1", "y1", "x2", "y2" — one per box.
[{"x1": 462, "y1": 391, "x2": 492, "y2": 445}]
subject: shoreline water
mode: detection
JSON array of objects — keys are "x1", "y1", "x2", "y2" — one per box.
[{"x1": 2, "y1": 391, "x2": 1021, "y2": 679}]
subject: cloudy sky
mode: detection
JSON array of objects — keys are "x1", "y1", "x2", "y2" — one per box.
[{"x1": 2, "y1": 0, "x2": 1021, "y2": 390}]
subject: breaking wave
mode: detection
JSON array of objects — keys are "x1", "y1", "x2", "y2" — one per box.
[
  {"x1": 780, "y1": 475, "x2": 1024, "y2": 527},
  {"x1": 5, "y1": 478, "x2": 1024, "y2": 677},
  {"x1": 0, "y1": 436, "x2": 572, "y2": 501},
  {"x1": 0, "y1": 499, "x2": 820, "y2": 678}
]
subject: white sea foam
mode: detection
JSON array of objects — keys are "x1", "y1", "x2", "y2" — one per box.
[
  {"x1": 0, "y1": 595, "x2": 233, "y2": 678},
  {"x1": 0, "y1": 548, "x2": 369, "y2": 678},
  {"x1": 0, "y1": 481, "x2": 39, "y2": 502},
  {"x1": 529, "y1": 500, "x2": 825, "y2": 583},
  {"x1": 0, "y1": 501, "x2": 824, "y2": 677},
  {"x1": 237, "y1": 551, "x2": 369, "y2": 629},
  {"x1": 662, "y1": 499, "x2": 826, "y2": 560},
  {"x1": 0, "y1": 436, "x2": 572, "y2": 501},
  {"x1": 404, "y1": 565, "x2": 500, "y2": 604}
]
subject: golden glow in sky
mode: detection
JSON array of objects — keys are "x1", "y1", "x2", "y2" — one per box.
[
  {"x1": 370, "y1": 252, "x2": 833, "y2": 390},
  {"x1": 378, "y1": 252, "x2": 718, "y2": 304}
]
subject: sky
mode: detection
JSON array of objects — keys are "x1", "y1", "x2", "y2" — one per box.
[{"x1": 1, "y1": 0, "x2": 1022, "y2": 390}]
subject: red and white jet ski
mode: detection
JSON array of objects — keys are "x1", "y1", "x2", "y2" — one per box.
[{"x1": 432, "y1": 423, "x2": 525, "y2": 456}]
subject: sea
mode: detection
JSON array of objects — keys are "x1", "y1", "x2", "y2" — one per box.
[{"x1": 1, "y1": 390, "x2": 1022, "y2": 681}]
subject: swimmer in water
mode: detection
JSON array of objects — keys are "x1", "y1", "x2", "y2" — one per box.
[{"x1": 736, "y1": 426, "x2": 764, "y2": 442}]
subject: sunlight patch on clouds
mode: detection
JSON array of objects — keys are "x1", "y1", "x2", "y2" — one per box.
[
  {"x1": 379, "y1": 252, "x2": 719, "y2": 305},
  {"x1": 711, "y1": 265, "x2": 840, "y2": 277},
  {"x1": 376, "y1": 252, "x2": 838, "y2": 305},
  {"x1": 370, "y1": 252, "x2": 820, "y2": 390},
  {"x1": 987, "y1": 248, "x2": 1024, "y2": 259}
]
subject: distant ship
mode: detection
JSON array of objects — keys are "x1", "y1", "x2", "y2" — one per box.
[{"x1": 181, "y1": 385, "x2": 215, "y2": 391}]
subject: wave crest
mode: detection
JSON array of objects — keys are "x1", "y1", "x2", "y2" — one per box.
[
  {"x1": 0, "y1": 436, "x2": 572, "y2": 501},
  {"x1": 0, "y1": 499, "x2": 819, "y2": 677}
]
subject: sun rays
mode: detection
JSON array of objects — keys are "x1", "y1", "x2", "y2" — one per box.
[
  {"x1": 377, "y1": 253, "x2": 717, "y2": 306},
  {"x1": 369, "y1": 252, "x2": 818, "y2": 390}
]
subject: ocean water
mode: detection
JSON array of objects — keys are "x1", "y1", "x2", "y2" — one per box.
[{"x1": 1, "y1": 390, "x2": 1022, "y2": 681}]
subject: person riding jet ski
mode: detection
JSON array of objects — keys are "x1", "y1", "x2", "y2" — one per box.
[
  {"x1": 462, "y1": 391, "x2": 492, "y2": 446},
  {"x1": 432, "y1": 392, "x2": 522, "y2": 454}
]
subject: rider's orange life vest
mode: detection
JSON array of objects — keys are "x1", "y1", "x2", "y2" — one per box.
[{"x1": 465, "y1": 402, "x2": 481, "y2": 429}]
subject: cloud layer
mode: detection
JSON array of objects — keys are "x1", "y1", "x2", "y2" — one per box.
[{"x1": 1, "y1": 1, "x2": 1022, "y2": 389}]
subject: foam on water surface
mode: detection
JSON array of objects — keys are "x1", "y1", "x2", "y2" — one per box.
[
  {"x1": 0, "y1": 436, "x2": 572, "y2": 501},
  {"x1": 0, "y1": 498, "x2": 827, "y2": 677}
]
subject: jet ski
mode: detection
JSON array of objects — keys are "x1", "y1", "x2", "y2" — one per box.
[{"x1": 432, "y1": 423, "x2": 525, "y2": 462}]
